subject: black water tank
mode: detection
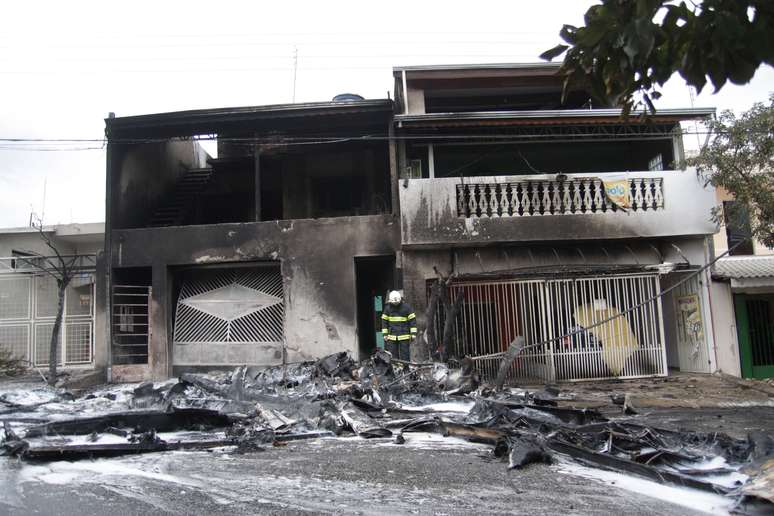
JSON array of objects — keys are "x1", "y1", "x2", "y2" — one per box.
[{"x1": 332, "y1": 93, "x2": 364, "y2": 102}]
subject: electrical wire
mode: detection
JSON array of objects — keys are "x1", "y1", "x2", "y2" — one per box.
[{"x1": 0, "y1": 127, "x2": 747, "y2": 150}]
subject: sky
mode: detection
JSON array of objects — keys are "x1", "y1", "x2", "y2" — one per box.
[{"x1": 1, "y1": 0, "x2": 772, "y2": 228}]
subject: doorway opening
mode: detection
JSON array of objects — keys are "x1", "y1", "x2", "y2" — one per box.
[{"x1": 355, "y1": 255, "x2": 395, "y2": 359}]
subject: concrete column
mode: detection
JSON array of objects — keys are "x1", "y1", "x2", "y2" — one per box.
[
  {"x1": 93, "y1": 253, "x2": 109, "y2": 370},
  {"x1": 149, "y1": 264, "x2": 170, "y2": 380},
  {"x1": 388, "y1": 123, "x2": 400, "y2": 218}
]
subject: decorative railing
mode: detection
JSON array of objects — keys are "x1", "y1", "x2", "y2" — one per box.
[{"x1": 456, "y1": 177, "x2": 664, "y2": 218}]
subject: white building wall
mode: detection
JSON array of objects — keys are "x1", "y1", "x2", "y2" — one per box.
[{"x1": 709, "y1": 280, "x2": 742, "y2": 376}]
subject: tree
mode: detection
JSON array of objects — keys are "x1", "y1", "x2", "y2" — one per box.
[
  {"x1": 689, "y1": 94, "x2": 774, "y2": 248},
  {"x1": 541, "y1": 0, "x2": 774, "y2": 115},
  {"x1": 17, "y1": 221, "x2": 81, "y2": 385}
]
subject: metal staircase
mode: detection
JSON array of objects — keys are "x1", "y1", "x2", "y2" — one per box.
[{"x1": 149, "y1": 167, "x2": 213, "y2": 227}]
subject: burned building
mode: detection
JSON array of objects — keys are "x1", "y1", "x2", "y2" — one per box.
[
  {"x1": 392, "y1": 63, "x2": 718, "y2": 382},
  {"x1": 105, "y1": 100, "x2": 399, "y2": 381},
  {"x1": 105, "y1": 62, "x2": 720, "y2": 383}
]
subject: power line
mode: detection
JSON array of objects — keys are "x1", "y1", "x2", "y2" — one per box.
[
  {"x1": 0, "y1": 127, "x2": 746, "y2": 153},
  {"x1": 0, "y1": 129, "x2": 741, "y2": 145}
]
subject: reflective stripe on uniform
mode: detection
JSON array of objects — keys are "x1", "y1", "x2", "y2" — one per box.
[
  {"x1": 385, "y1": 334, "x2": 412, "y2": 341},
  {"x1": 407, "y1": 313, "x2": 416, "y2": 320},
  {"x1": 410, "y1": 327, "x2": 417, "y2": 333},
  {"x1": 382, "y1": 328, "x2": 389, "y2": 334},
  {"x1": 384, "y1": 315, "x2": 409, "y2": 322}
]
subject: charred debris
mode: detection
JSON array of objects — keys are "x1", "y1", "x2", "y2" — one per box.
[{"x1": 1, "y1": 350, "x2": 772, "y2": 512}]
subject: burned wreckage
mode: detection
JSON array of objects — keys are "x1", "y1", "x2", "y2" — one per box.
[{"x1": 2, "y1": 352, "x2": 773, "y2": 512}]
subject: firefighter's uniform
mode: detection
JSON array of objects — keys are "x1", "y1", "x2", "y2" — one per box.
[{"x1": 381, "y1": 300, "x2": 417, "y2": 361}]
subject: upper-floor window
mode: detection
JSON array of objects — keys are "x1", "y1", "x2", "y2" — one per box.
[{"x1": 723, "y1": 201, "x2": 754, "y2": 256}]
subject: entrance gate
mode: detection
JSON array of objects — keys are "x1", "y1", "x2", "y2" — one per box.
[
  {"x1": 0, "y1": 273, "x2": 95, "y2": 367},
  {"x1": 440, "y1": 273, "x2": 667, "y2": 382},
  {"x1": 735, "y1": 294, "x2": 774, "y2": 379}
]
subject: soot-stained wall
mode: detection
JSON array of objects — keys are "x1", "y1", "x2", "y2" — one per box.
[
  {"x1": 111, "y1": 214, "x2": 398, "y2": 379},
  {"x1": 110, "y1": 140, "x2": 208, "y2": 230}
]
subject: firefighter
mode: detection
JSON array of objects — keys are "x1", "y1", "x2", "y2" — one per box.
[{"x1": 381, "y1": 290, "x2": 416, "y2": 361}]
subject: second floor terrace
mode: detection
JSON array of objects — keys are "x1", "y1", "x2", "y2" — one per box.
[
  {"x1": 398, "y1": 168, "x2": 717, "y2": 247},
  {"x1": 105, "y1": 99, "x2": 395, "y2": 232}
]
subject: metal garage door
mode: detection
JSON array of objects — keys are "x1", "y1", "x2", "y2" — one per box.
[{"x1": 172, "y1": 266, "x2": 284, "y2": 366}]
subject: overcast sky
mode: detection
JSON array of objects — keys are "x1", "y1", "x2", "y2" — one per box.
[{"x1": 1, "y1": 0, "x2": 772, "y2": 228}]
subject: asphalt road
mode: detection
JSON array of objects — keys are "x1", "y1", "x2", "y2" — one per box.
[{"x1": 0, "y1": 430, "x2": 731, "y2": 516}]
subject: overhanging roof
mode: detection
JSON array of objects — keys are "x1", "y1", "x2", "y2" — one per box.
[
  {"x1": 105, "y1": 99, "x2": 394, "y2": 139},
  {"x1": 393, "y1": 62, "x2": 561, "y2": 74},
  {"x1": 715, "y1": 255, "x2": 774, "y2": 279},
  {"x1": 395, "y1": 107, "x2": 715, "y2": 126}
]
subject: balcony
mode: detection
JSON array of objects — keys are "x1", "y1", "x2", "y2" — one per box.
[{"x1": 398, "y1": 170, "x2": 716, "y2": 247}]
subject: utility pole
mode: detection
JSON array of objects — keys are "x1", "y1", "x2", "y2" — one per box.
[{"x1": 292, "y1": 46, "x2": 298, "y2": 103}]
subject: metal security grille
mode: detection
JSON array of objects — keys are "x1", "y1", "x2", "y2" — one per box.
[
  {"x1": 0, "y1": 272, "x2": 94, "y2": 366},
  {"x1": 111, "y1": 285, "x2": 151, "y2": 365},
  {"x1": 173, "y1": 267, "x2": 283, "y2": 345},
  {"x1": 440, "y1": 274, "x2": 667, "y2": 382}
]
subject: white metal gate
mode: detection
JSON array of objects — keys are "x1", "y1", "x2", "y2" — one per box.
[
  {"x1": 442, "y1": 273, "x2": 667, "y2": 382},
  {"x1": 172, "y1": 267, "x2": 284, "y2": 364},
  {"x1": 0, "y1": 273, "x2": 95, "y2": 367},
  {"x1": 670, "y1": 273, "x2": 712, "y2": 373}
]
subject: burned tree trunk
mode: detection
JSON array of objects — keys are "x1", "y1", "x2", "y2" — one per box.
[
  {"x1": 418, "y1": 279, "x2": 442, "y2": 361},
  {"x1": 439, "y1": 291, "x2": 464, "y2": 362}
]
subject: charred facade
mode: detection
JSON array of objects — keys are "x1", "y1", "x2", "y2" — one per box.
[{"x1": 104, "y1": 63, "x2": 720, "y2": 383}]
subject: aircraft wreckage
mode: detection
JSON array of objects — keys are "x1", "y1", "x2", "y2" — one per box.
[{"x1": 1, "y1": 350, "x2": 772, "y2": 513}]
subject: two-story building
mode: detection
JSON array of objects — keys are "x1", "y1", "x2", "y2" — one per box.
[
  {"x1": 104, "y1": 100, "x2": 399, "y2": 381},
  {"x1": 104, "y1": 62, "x2": 719, "y2": 383},
  {"x1": 392, "y1": 63, "x2": 718, "y2": 383}
]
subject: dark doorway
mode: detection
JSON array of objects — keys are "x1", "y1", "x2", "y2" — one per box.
[{"x1": 355, "y1": 255, "x2": 395, "y2": 359}]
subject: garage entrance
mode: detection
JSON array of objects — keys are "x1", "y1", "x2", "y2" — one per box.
[{"x1": 172, "y1": 264, "x2": 284, "y2": 367}]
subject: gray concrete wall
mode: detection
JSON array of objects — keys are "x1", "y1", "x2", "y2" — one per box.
[
  {"x1": 398, "y1": 170, "x2": 717, "y2": 247},
  {"x1": 111, "y1": 214, "x2": 398, "y2": 379},
  {"x1": 111, "y1": 140, "x2": 208, "y2": 229}
]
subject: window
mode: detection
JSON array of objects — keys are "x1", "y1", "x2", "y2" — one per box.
[
  {"x1": 723, "y1": 201, "x2": 754, "y2": 256},
  {"x1": 648, "y1": 153, "x2": 663, "y2": 171},
  {"x1": 10, "y1": 250, "x2": 35, "y2": 270}
]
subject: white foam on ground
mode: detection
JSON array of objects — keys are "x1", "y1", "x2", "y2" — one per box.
[
  {"x1": 667, "y1": 456, "x2": 748, "y2": 490},
  {"x1": 0, "y1": 385, "x2": 57, "y2": 406},
  {"x1": 397, "y1": 401, "x2": 475, "y2": 413},
  {"x1": 366, "y1": 432, "x2": 490, "y2": 451},
  {"x1": 18, "y1": 458, "x2": 195, "y2": 488},
  {"x1": 555, "y1": 459, "x2": 735, "y2": 515}
]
